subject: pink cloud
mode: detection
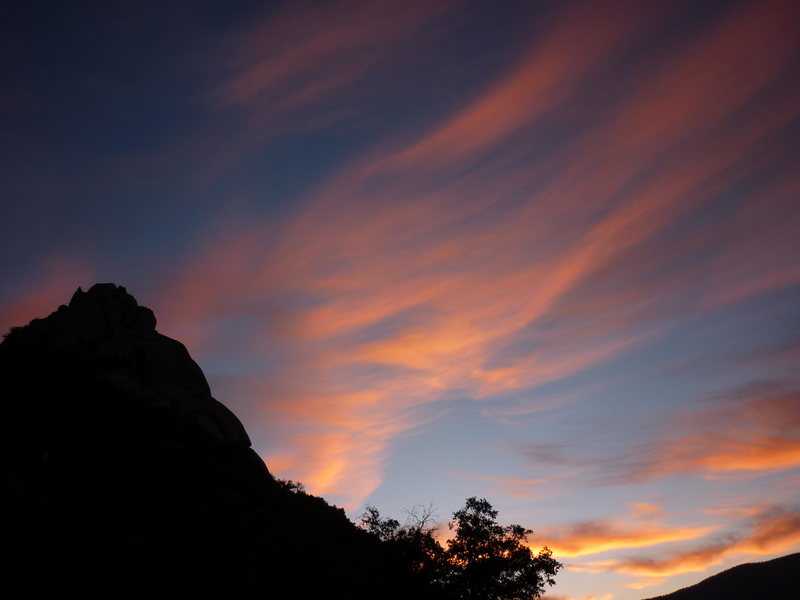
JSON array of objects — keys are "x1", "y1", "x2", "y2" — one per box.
[{"x1": 140, "y1": 0, "x2": 800, "y2": 509}]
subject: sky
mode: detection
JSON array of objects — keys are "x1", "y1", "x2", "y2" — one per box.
[{"x1": 2, "y1": 1, "x2": 799, "y2": 598}]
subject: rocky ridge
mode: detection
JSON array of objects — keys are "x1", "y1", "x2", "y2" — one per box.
[{"x1": 0, "y1": 283, "x2": 428, "y2": 600}]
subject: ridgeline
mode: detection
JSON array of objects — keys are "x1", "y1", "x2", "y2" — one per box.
[{"x1": 0, "y1": 284, "x2": 435, "y2": 599}]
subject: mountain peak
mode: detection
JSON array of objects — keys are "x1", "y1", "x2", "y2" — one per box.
[
  {"x1": 2, "y1": 282, "x2": 249, "y2": 446},
  {"x1": 68, "y1": 282, "x2": 156, "y2": 330},
  {"x1": 0, "y1": 283, "x2": 427, "y2": 599}
]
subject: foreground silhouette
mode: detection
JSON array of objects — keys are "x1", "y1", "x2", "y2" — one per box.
[
  {"x1": 362, "y1": 497, "x2": 560, "y2": 599},
  {"x1": 0, "y1": 284, "x2": 559, "y2": 599}
]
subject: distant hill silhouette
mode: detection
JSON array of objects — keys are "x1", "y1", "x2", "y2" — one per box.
[
  {"x1": 643, "y1": 552, "x2": 798, "y2": 600},
  {"x1": 0, "y1": 284, "x2": 438, "y2": 599}
]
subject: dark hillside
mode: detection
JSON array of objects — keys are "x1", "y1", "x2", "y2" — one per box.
[
  {"x1": 643, "y1": 552, "x2": 798, "y2": 600},
  {"x1": 0, "y1": 284, "x2": 436, "y2": 599}
]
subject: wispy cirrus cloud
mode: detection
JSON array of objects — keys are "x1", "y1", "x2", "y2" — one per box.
[
  {"x1": 3, "y1": 5, "x2": 799, "y2": 600},
  {"x1": 140, "y1": 0, "x2": 800, "y2": 510},
  {"x1": 382, "y1": 0, "x2": 666, "y2": 173},
  {"x1": 698, "y1": 175, "x2": 800, "y2": 311},
  {"x1": 217, "y1": 0, "x2": 455, "y2": 111},
  {"x1": 522, "y1": 381, "x2": 800, "y2": 490},
  {"x1": 444, "y1": 470, "x2": 557, "y2": 500},
  {"x1": 609, "y1": 384, "x2": 800, "y2": 483},
  {"x1": 182, "y1": 0, "x2": 461, "y2": 183}
]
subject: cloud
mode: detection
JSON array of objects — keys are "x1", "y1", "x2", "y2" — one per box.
[
  {"x1": 445, "y1": 471, "x2": 555, "y2": 500},
  {"x1": 383, "y1": 0, "x2": 664, "y2": 173},
  {"x1": 537, "y1": 519, "x2": 713, "y2": 558},
  {"x1": 141, "y1": 0, "x2": 800, "y2": 509},
  {"x1": 612, "y1": 384, "x2": 800, "y2": 483},
  {"x1": 739, "y1": 337, "x2": 800, "y2": 372},
  {"x1": 530, "y1": 381, "x2": 800, "y2": 487},
  {"x1": 217, "y1": 0, "x2": 454, "y2": 109},
  {"x1": 623, "y1": 578, "x2": 665, "y2": 590},
  {"x1": 580, "y1": 507, "x2": 800, "y2": 578},
  {"x1": 625, "y1": 503, "x2": 662, "y2": 518},
  {"x1": 699, "y1": 175, "x2": 800, "y2": 310},
  {"x1": 181, "y1": 0, "x2": 460, "y2": 183}
]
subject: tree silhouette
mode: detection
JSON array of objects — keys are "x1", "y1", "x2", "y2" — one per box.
[
  {"x1": 444, "y1": 497, "x2": 560, "y2": 600},
  {"x1": 362, "y1": 497, "x2": 561, "y2": 600},
  {"x1": 362, "y1": 503, "x2": 448, "y2": 586}
]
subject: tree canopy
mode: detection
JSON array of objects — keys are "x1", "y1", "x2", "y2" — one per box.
[{"x1": 361, "y1": 496, "x2": 561, "y2": 600}]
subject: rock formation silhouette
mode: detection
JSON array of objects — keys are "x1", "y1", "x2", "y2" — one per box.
[
  {"x1": 0, "y1": 284, "x2": 429, "y2": 599},
  {"x1": 3, "y1": 283, "x2": 790, "y2": 599}
]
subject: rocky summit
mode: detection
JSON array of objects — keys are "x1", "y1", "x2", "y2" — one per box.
[
  {"x1": 2, "y1": 283, "x2": 252, "y2": 447},
  {"x1": 0, "y1": 284, "x2": 426, "y2": 600}
]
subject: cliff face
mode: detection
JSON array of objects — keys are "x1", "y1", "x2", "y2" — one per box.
[{"x1": 0, "y1": 284, "x2": 423, "y2": 599}]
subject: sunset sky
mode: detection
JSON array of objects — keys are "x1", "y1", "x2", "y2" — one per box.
[{"x1": 2, "y1": 1, "x2": 799, "y2": 598}]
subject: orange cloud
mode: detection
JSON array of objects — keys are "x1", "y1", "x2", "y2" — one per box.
[
  {"x1": 538, "y1": 520, "x2": 713, "y2": 559},
  {"x1": 385, "y1": 0, "x2": 665, "y2": 173},
  {"x1": 581, "y1": 507, "x2": 800, "y2": 578},
  {"x1": 623, "y1": 578, "x2": 665, "y2": 590},
  {"x1": 146, "y1": 0, "x2": 800, "y2": 509},
  {"x1": 615, "y1": 388, "x2": 800, "y2": 483}
]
